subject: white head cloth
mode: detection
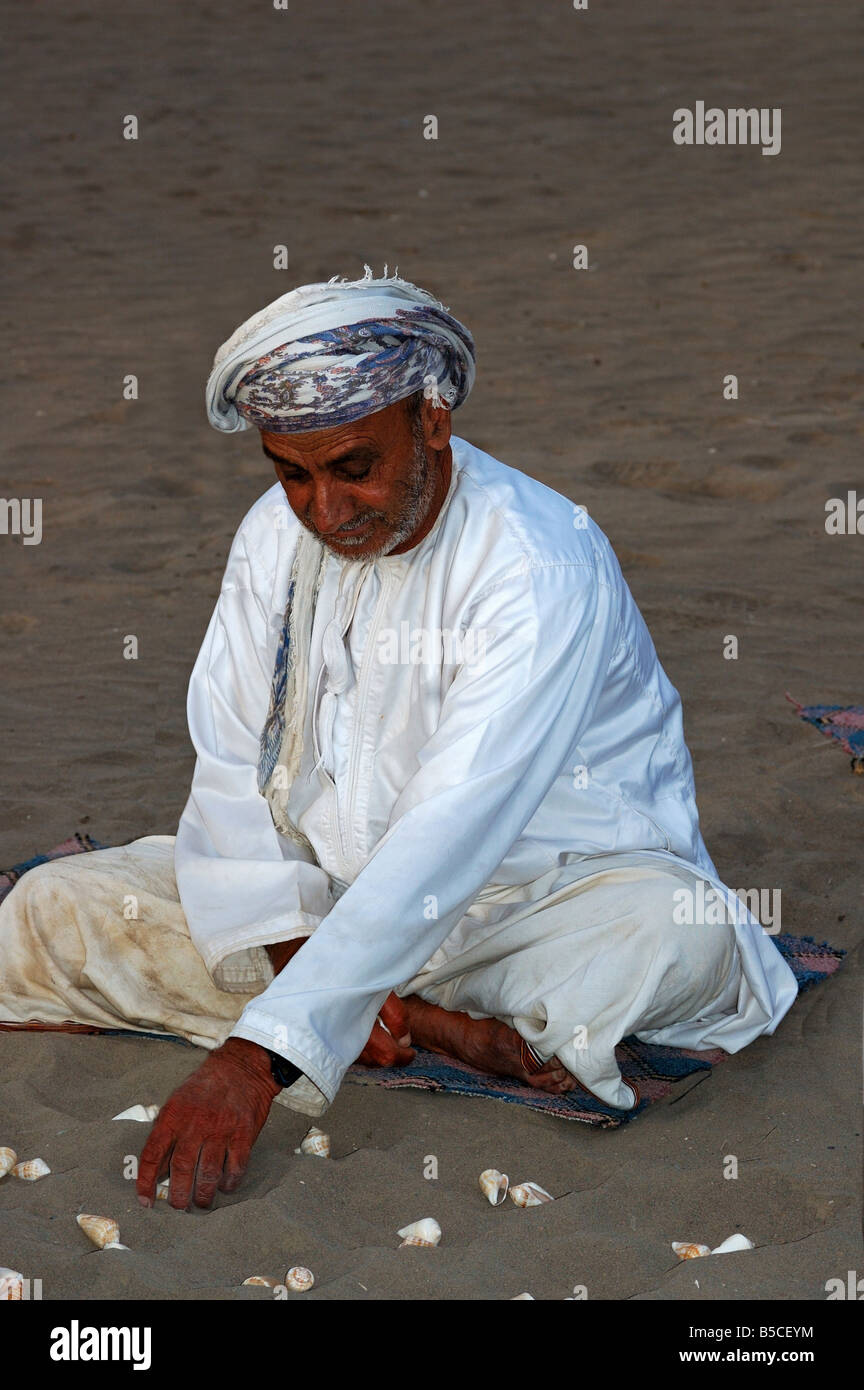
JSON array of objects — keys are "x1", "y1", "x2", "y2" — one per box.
[{"x1": 205, "y1": 265, "x2": 476, "y2": 434}]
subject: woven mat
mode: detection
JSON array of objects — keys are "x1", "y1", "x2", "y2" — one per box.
[
  {"x1": 0, "y1": 835, "x2": 845, "y2": 1126},
  {"x1": 787, "y1": 692, "x2": 864, "y2": 768}
]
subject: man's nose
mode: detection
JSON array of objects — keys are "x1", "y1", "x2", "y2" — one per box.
[{"x1": 308, "y1": 480, "x2": 356, "y2": 534}]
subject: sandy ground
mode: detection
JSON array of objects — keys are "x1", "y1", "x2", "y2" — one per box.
[{"x1": 1, "y1": 0, "x2": 861, "y2": 1301}]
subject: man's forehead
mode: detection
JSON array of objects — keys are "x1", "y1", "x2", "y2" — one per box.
[{"x1": 260, "y1": 398, "x2": 411, "y2": 463}]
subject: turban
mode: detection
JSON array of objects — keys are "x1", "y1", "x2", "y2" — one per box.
[{"x1": 205, "y1": 266, "x2": 476, "y2": 434}]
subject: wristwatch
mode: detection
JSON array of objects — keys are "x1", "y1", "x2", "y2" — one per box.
[{"x1": 266, "y1": 1049, "x2": 303, "y2": 1090}]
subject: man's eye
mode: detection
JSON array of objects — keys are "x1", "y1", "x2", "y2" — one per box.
[{"x1": 336, "y1": 466, "x2": 372, "y2": 481}]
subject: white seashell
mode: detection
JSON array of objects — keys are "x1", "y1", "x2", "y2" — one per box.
[
  {"x1": 12, "y1": 1157, "x2": 51, "y2": 1181},
  {"x1": 77, "y1": 1214, "x2": 125, "y2": 1250},
  {"x1": 155, "y1": 1179, "x2": 170, "y2": 1201},
  {"x1": 672, "y1": 1241, "x2": 711, "y2": 1260},
  {"x1": 0, "y1": 1267, "x2": 24, "y2": 1300},
  {"x1": 510, "y1": 1291, "x2": 534, "y2": 1300},
  {"x1": 509, "y1": 1181, "x2": 553, "y2": 1208},
  {"x1": 285, "y1": 1266, "x2": 314, "y2": 1292},
  {"x1": 243, "y1": 1274, "x2": 281, "y2": 1288},
  {"x1": 111, "y1": 1104, "x2": 160, "y2": 1122},
  {"x1": 711, "y1": 1233, "x2": 755, "y2": 1255},
  {"x1": 479, "y1": 1168, "x2": 509, "y2": 1206},
  {"x1": 295, "y1": 1126, "x2": 330, "y2": 1157},
  {"x1": 0, "y1": 1147, "x2": 17, "y2": 1179},
  {"x1": 397, "y1": 1217, "x2": 442, "y2": 1248}
]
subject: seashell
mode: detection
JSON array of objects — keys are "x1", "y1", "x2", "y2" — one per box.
[
  {"x1": 155, "y1": 1179, "x2": 170, "y2": 1201},
  {"x1": 0, "y1": 1267, "x2": 24, "y2": 1301},
  {"x1": 479, "y1": 1168, "x2": 509, "y2": 1206},
  {"x1": 284, "y1": 1266, "x2": 314, "y2": 1292},
  {"x1": 0, "y1": 1147, "x2": 17, "y2": 1179},
  {"x1": 711, "y1": 1233, "x2": 755, "y2": 1255},
  {"x1": 509, "y1": 1181, "x2": 553, "y2": 1208},
  {"x1": 397, "y1": 1217, "x2": 442, "y2": 1248},
  {"x1": 510, "y1": 1291, "x2": 534, "y2": 1300},
  {"x1": 243, "y1": 1275, "x2": 281, "y2": 1288},
  {"x1": 111, "y1": 1104, "x2": 159, "y2": 1122},
  {"x1": 294, "y1": 1126, "x2": 330, "y2": 1158},
  {"x1": 672, "y1": 1242, "x2": 711, "y2": 1260},
  {"x1": 12, "y1": 1157, "x2": 51, "y2": 1181},
  {"x1": 76, "y1": 1214, "x2": 128, "y2": 1250}
]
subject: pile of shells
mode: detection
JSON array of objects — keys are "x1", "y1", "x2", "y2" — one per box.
[
  {"x1": 479, "y1": 1169, "x2": 554, "y2": 1208},
  {"x1": 2, "y1": 1147, "x2": 51, "y2": 1182}
]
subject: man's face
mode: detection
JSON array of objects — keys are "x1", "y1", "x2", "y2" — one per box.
[{"x1": 261, "y1": 396, "x2": 449, "y2": 560}]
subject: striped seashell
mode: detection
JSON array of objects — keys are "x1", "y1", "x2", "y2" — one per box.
[
  {"x1": 479, "y1": 1168, "x2": 509, "y2": 1206},
  {"x1": 285, "y1": 1266, "x2": 314, "y2": 1292},
  {"x1": 12, "y1": 1157, "x2": 51, "y2": 1181},
  {"x1": 295, "y1": 1127, "x2": 330, "y2": 1157},
  {"x1": 76, "y1": 1214, "x2": 127, "y2": 1250},
  {"x1": 508, "y1": 1181, "x2": 553, "y2": 1208},
  {"x1": 397, "y1": 1217, "x2": 441, "y2": 1248},
  {"x1": 672, "y1": 1242, "x2": 711, "y2": 1260},
  {"x1": 0, "y1": 1147, "x2": 17, "y2": 1179},
  {"x1": 711, "y1": 1233, "x2": 755, "y2": 1255},
  {"x1": 0, "y1": 1268, "x2": 24, "y2": 1301},
  {"x1": 243, "y1": 1275, "x2": 282, "y2": 1288},
  {"x1": 111, "y1": 1104, "x2": 160, "y2": 1122}
]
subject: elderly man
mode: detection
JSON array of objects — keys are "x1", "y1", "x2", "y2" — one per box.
[{"x1": 0, "y1": 268, "x2": 796, "y2": 1212}]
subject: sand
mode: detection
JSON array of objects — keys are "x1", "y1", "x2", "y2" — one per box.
[{"x1": 1, "y1": 0, "x2": 861, "y2": 1301}]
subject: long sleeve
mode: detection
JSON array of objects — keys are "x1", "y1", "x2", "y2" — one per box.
[
  {"x1": 174, "y1": 527, "x2": 333, "y2": 993},
  {"x1": 230, "y1": 559, "x2": 623, "y2": 1100}
]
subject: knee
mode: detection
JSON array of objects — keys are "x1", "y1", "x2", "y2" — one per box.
[
  {"x1": 639, "y1": 871, "x2": 736, "y2": 959},
  {"x1": 3, "y1": 861, "x2": 91, "y2": 940}
]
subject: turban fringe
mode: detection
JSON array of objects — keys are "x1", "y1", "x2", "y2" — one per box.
[{"x1": 206, "y1": 268, "x2": 476, "y2": 434}]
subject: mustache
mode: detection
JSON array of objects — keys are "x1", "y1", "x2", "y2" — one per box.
[{"x1": 302, "y1": 507, "x2": 386, "y2": 538}]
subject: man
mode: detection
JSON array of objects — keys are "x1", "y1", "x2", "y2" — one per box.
[{"x1": 0, "y1": 268, "x2": 797, "y2": 1213}]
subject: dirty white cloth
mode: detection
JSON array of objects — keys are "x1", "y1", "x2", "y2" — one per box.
[
  {"x1": 173, "y1": 435, "x2": 797, "y2": 1108},
  {"x1": 0, "y1": 837, "x2": 325, "y2": 1117},
  {"x1": 0, "y1": 836, "x2": 757, "y2": 1114}
]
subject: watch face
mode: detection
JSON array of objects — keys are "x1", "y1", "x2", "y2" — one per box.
[{"x1": 269, "y1": 1051, "x2": 301, "y2": 1087}]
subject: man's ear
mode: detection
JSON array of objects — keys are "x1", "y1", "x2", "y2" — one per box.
[{"x1": 421, "y1": 398, "x2": 452, "y2": 450}]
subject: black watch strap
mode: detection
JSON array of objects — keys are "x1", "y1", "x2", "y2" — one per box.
[{"x1": 266, "y1": 1049, "x2": 303, "y2": 1090}]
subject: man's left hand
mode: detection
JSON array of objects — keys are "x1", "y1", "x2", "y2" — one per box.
[
  {"x1": 136, "y1": 1037, "x2": 280, "y2": 1211},
  {"x1": 356, "y1": 991, "x2": 416, "y2": 1067}
]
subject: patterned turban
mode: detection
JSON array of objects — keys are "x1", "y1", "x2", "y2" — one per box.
[{"x1": 205, "y1": 266, "x2": 476, "y2": 434}]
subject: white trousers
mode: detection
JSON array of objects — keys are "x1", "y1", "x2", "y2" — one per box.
[{"x1": 0, "y1": 836, "x2": 773, "y2": 1115}]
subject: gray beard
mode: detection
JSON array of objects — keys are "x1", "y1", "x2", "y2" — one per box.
[{"x1": 318, "y1": 415, "x2": 438, "y2": 561}]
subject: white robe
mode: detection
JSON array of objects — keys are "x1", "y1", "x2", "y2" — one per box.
[{"x1": 174, "y1": 436, "x2": 797, "y2": 1108}]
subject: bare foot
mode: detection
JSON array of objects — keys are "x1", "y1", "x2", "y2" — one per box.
[{"x1": 400, "y1": 995, "x2": 579, "y2": 1094}]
